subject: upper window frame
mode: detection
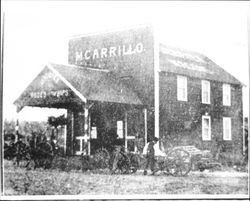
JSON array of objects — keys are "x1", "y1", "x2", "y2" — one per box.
[
  {"x1": 202, "y1": 80, "x2": 211, "y2": 104},
  {"x1": 223, "y1": 83, "x2": 231, "y2": 106}
]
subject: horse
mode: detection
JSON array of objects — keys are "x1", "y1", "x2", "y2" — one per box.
[{"x1": 7, "y1": 132, "x2": 56, "y2": 170}]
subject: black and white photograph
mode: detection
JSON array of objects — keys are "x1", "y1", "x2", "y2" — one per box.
[{"x1": 1, "y1": 0, "x2": 249, "y2": 199}]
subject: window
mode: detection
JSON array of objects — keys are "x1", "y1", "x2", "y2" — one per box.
[
  {"x1": 202, "y1": 80, "x2": 210, "y2": 104},
  {"x1": 223, "y1": 117, "x2": 231, "y2": 140},
  {"x1": 91, "y1": 127, "x2": 97, "y2": 139},
  {"x1": 202, "y1": 115, "x2": 211, "y2": 140},
  {"x1": 117, "y1": 121, "x2": 123, "y2": 138},
  {"x1": 223, "y1": 83, "x2": 231, "y2": 106},
  {"x1": 177, "y1": 75, "x2": 187, "y2": 101}
]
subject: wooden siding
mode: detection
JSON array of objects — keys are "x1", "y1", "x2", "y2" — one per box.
[{"x1": 159, "y1": 72, "x2": 243, "y2": 156}]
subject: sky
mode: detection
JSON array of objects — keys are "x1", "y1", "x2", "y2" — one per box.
[{"x1": 1, "y1": 1, "x2": 249, "y2": 122}]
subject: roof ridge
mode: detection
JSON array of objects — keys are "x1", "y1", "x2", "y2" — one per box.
[
  {"x1": 159, "y1": 43, "x2": 207, "y2": 59},
  {"x1": 48, "y1": 62, "x2": 110, "y2": 73}
]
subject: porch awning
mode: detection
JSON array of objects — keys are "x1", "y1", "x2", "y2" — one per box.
[{"x1": 14, "y1": 63, "x2": 143, "y2": 112}]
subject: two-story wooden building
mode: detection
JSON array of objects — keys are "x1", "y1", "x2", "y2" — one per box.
[{"x1": 14, "y1": 26, "x2": 243, "y2": 157}]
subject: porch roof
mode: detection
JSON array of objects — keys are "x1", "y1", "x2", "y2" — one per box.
[{"x1": 14, "y1": 63, "x2": 143, "y2": 112}]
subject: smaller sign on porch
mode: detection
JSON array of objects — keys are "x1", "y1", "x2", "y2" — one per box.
[
  {"x1": 117, "y1": 121, "x2": 123, "y2": 138},
  {"x1": 75, "y1": 135, "x2": 89, "y2": 155},
  {"x1": 29, "y1": 89, "x2": 69, "y2": 99},
  {"x1": 91, "y1": 127, "x2": 97, "y2": 139}
]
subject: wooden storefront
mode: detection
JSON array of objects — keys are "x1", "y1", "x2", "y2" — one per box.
[{"x1": 14, "y1": 26, "x2": 243, "y2": 157}]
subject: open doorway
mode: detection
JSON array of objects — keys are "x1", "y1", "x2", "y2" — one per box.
[{"x1": 90, "y1": 102, "x2": 125, "y2": 154}]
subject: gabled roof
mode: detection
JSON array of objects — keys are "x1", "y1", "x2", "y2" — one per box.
[
  {"x1": 159, "y1": 44, "x2": 242, "y2": 85},
  {"x1": 14, "y1": 63, "x2": 142, "y2": 112}
]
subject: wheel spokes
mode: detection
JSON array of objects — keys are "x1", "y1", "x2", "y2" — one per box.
[{"x1": 165, "y1": 149, "x2": 192, "y2": 176}]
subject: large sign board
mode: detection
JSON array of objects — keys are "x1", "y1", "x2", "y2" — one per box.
[
  {"x1": 74, "y1": 42, "x2": 144, "y2": 64},
  {"x1": 68, "y1": 26, "x2": 155, "y2": 106}
]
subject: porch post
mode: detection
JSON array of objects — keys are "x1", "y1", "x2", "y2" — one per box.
[
  {"x1": 15, "y1": 119, "x2": 19, "y2": 143},
  {"x1": 84, "y1": 105, "x2": 90, "y2": 155},
  {"x1": 64, "y1": 120, "x2": 67, "y2": 155},
  {"x1": 144, "y1": 108, "x2": 148, "y2": 144},
  {"x1": 88, "y1": 111, "x2": 91, "y2": 155},
  {"x1": 71, "y1": 111, "x2": 74, "y2": 155},
  {"x1": 124, "y1": 111, "x2": 128, "y2": 151},
  {"x1": 153, "y1": 26, "x2": 160, "y2": 139}
]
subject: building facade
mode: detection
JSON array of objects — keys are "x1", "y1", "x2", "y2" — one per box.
[
  {"x1": 159, "y1": 45, "x2": 243, "y2": 157},
  {"x1": 14, "y1": 26, "x2": 243, "y2": 157}
]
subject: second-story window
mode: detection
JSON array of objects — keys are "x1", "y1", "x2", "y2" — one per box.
[
  {"x1": 177, "y1": 75, "x2": 187, "y2": 101},
  {"x1": 202, "y1": 80, "x2": 210, "y2": 104},
  {"x1": 223, "y1": 83, "x2": 231, "y2": 106}
]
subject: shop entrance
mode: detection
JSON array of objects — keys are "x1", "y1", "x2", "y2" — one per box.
[
  {"x1": 90, "y1": 103, "x2": 125, "y2": 154},
  {"x1": 68, "y1": 102, "x2": 147, "y2": 156},
  {"x1": 87, "y1": 102, "x2": 146, "y2": 154}
]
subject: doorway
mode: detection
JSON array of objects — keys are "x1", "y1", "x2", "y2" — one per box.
[{"x1": 90, "y1": 103, "x2": 125, "y2": 154}]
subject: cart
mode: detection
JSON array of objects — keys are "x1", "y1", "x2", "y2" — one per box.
[
  {"x1": 107, "y1": 144, "x2": 192, "y2": 176},
  {"x1": 151, "y1": 147, "x2": 192, "y2": 176}
]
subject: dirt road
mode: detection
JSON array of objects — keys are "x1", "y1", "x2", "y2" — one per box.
[{"x1": 3, "y1": 161, "x2": 248, "y2": 195}]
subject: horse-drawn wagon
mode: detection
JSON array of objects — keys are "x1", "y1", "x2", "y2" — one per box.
[
  {"x1": 6, "y1": 132, "x2": 221, "y2": 176},
  {"x1": 97, "y1": 141, "x2": 193, "y2": 177}
]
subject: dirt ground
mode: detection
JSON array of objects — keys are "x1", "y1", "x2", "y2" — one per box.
[{"x1": 3, "y1": 160, "x2": 249, "y2": 196}]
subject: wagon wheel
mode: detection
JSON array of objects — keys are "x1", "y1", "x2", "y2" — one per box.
[
  {"x1": 112, "y1": 153, "x2": 131, "y2": 174},
  {"x1": 93, "y1": 148, "x2": 110, "y2": 169},
  {"x1": 165, "y1": 148, "x2": 192, "y2": 177}
]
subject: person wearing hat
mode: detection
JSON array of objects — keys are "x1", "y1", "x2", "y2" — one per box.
[{"x1": 144, "y1": 137, "x2": 158, "y2": 175}]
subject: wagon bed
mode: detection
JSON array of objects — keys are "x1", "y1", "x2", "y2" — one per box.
[{"x1": 172, "y1": 145, "x2": 222, "y2": 172}]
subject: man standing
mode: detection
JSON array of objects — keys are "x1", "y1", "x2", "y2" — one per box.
[{"x1": 144, "y1": 137, "x2": 158, "y2": 175}]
